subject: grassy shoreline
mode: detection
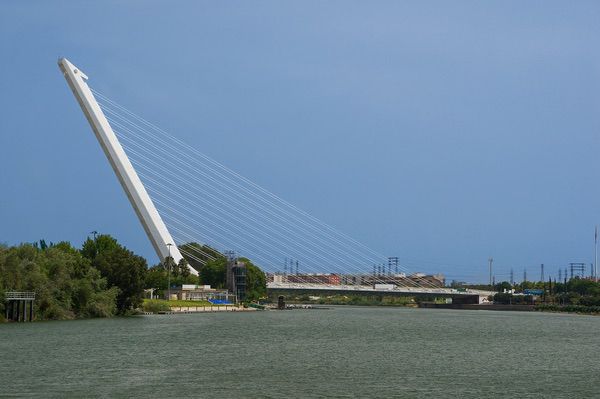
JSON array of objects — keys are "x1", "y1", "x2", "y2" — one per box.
[
  {"x1": 141, "y1": 299, "x2": 229, "y2": 313},
  {"x1": 534, "y1": 303, "x2": 600, "y2": 315}
]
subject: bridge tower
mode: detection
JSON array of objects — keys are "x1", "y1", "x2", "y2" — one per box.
[{"x1": 58, "y1": 58, "x2": 197, "y2": 275}]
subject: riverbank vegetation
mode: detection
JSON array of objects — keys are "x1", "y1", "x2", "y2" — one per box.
[
  {"x1": 1, "y1": 236, "x2": 267, "y2": 322},
  {"x1": 176, "y1": 242, "x2": 267, "y2": 301},
  {"x1": 0, "y1": 235, "x2": 146, "y2": 321},
  {"x1": 269, "y1": 292, "x2": 430, "y2": 307},
  {"x1": 489, "y1": 278, "x2": 600, "y2": 314},
  {"x1": 144, "y1": 242, "x2": 266, "y2": 301}
]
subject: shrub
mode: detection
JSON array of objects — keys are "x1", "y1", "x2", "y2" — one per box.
[{"x1": 142, "y1": 300, "x2": 171, "y2": 313}]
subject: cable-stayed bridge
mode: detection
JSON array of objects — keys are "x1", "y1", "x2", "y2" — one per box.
[{"x1": 59, "y1": 58, "x2": 493, "y2": 303}]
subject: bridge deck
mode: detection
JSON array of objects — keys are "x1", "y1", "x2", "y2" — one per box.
[{"x1": 267, "y1": 283, "x2": 494, "y2": 297}]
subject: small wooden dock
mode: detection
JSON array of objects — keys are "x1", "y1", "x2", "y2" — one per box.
[{"x1": 4, "y1": 292, "x2": 36, "y2": 322}]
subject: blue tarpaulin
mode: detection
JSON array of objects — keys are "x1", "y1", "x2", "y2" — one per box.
[{"x1": 209, "y1": 299, "x2": 233, "y2": 305}]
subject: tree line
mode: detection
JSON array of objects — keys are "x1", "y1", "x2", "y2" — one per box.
[
  {"x1": 0, "y1": 235, "x2": 145, "y2": 320},
  {"x1": 450, "y1": 277, "x2": 600, "y2": 312},
  {"x1": 491, "y1": 278, "x2": 600, "y2": 307},
  {"x1": 1, "y1": 235, "x2": 266, "y2": 322},
  {"x1": 146, "y1": 242, "x2": 266, "y2": 301}
]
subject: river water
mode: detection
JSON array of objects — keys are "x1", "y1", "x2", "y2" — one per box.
[{"x1": 1, "y1": 306, "x2": 598, "y2": 398}]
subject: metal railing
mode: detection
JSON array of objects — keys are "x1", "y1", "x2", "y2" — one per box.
[{"x1": 4, "y1": 292, "x2": 36, "y2": 300}]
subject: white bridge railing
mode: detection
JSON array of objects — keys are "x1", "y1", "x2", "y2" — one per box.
[{"x1": 267, "y1": 283, "x2": 494, "y2": 297}]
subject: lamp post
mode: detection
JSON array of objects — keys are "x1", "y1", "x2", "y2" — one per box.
[
  {"x1": 166, "y1": 243, "x2": 173, "y2": 301},
  {"x1": 595, "y1": 226, "x2": 598, "y2": 281}
]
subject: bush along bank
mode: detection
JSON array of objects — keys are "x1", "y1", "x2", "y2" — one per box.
[{"x1": 0, "y1": 235, "x2": 146, "y2": 321}]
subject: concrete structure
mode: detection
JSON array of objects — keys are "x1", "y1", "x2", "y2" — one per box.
[
  {"x1": 168, "y1": 285, "x2": 236, "y2": 303},
  {"x1": 268, "y1": 273, "x2": 445, "y2": 288},
  {"x1": 362, "y1": 273, "x2": 445, "y2": 288},
  {"x1": 225, "y1": 253, "x2": 247, "y2": 301},
  {"x1": 267, "y1": 282, "x2": 494, "y2": 304},
  {"x1": 58, "y1": 58, "x2": 196, "y2": 275},
  {"x1": 270, "y1": 273, "x2": 341, "y2": 285}
]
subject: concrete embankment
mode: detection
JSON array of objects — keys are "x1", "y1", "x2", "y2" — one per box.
[
  {"x1": 419, "y1": 303, "x2": 534, "y2": 311},
  {"x1": 151, "y1": 305, "x2": 256, "y2": 315}
]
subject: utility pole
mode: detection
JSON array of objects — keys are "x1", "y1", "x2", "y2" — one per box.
[
  {"x1": 166, "y1": 243, "x2": 173, "y2": 301},
  {"x1": 523, "y1": 268, "x2": 527, "y2": 284},
  {"x1": 510, "y1": 268, "x2": 514, "y2": 286},
  {"x1": 488, "y1": 257, "x2": 493, "y2": 288},
  {"x1": 90, "y1": 230, "x2": 98, "y2": 240},
  {"x1": 540, "y1": 264, "x2": 544, "y2": 282},
  {"x1": 388, "y1": 257, "x2": 399, "y2": 275}
]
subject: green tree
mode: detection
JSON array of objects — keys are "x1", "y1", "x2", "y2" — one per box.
[
  {"x1": 165, "y1": 255, "x2": 178, "y2": 278},
  {"x1": 81, "y1": 235, "x2": 119, "y2": 260},
  {"x1": 568, "y1": 278, "x2": 600, "y2": 296},
  {"x1": 145, "y1": 265, "x2": 168, "y2": 292},
  {"x1": 178, "y1": 258, "x2": 191, "y2": 278},
  {"x1": 179, "y1": 242, "x2": 221, "y2": 273},
  {"x1": 494, "y1": 281, "x2": 512, "y2": 292},
  {"x1": 239, "y1": 257, "x2": 266, "y2": 301},
  {"x1": 81, "y1": 234, "x2": 147, "y2": 314},
  {"x1": 0, "y1": 241, "x2": 118, "y2": 321},
  {"x1": 199, "y1": 257, "x2": 227, "y2": 288}
]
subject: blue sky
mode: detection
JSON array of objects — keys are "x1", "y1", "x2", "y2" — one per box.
[{"x1": 1, "y1": 1, "x2": 599, "y2": 282}]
